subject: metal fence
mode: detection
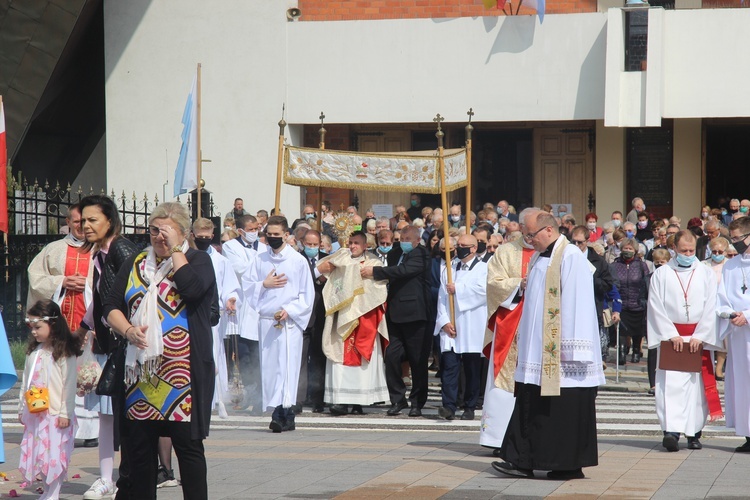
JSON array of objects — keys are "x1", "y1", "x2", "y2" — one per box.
[{"x1": 1, "y1": 173, "x2": 212, "y2": 340}]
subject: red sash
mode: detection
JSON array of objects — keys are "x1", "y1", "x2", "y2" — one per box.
[
  {"x1": 674, "y1": 323, "x2": 723, "y2": 421},
  {"x1": 343, "y1": 306, "x2": 387, "y2": 367},
  {"x1": 482, "y1": 248, "x2": 534, "y2": 378}
]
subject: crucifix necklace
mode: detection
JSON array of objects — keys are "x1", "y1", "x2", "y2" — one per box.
[
  {"x1": 673, "y1": 269, "x2": 696, "y2": 322},
  {"x1": 742, "y1": 267, "x2": 748, "y2": 294}
]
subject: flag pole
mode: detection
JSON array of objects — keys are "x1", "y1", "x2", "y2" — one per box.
[
  {"x1": 435, "y1": 114, "x2": 456, "y2": 327},
  {"x1": 465, "y1": 108, "x2": 474, "y2": 235},
  {"x1": 196, "y1": 63, "x2": 202, "y2": 218},
  {"x1": 274, "y1": 105, "x2": 287, "y2": 215},
  {"x1": 0, "y1": 95, "x2": 8, "y2": 282}
]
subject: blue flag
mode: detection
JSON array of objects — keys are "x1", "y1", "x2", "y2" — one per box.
[
  {"x1": 174, "y1": 75, "x2": 199, "y2": 197},
  {"x1": 0, "y1": 313, "x2": 18, "y2": 463}
]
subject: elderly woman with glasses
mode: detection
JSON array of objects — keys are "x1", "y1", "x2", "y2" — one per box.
[{"x1": 103, "y1": 202, "x2": 216, "y2": 500}]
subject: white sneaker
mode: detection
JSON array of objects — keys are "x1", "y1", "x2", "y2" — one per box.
[{"x1": 83, "y1": 478, "x2": 116, "y2": 499}]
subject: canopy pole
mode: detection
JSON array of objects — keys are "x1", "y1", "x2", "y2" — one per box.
[
  {"x1": 196, "y1": 63, "x2": 202, "y2": 218},
  {"x1": 465, "y1": 108, "x2": 474, "y2": 235},
  {"x1": 317, "y1": 112, "x2": 326, "y2": 227},
  {"x1": 435, "y1": 114, "x2": 456, "y2": 327},
  {"x1": 274, "y1": 104, "x2": 286, "y2": 215}
]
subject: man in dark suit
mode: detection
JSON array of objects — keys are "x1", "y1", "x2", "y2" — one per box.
[
  {"x1": 296, "y1": 229, "x2": 328, "y2": 413},
  {"x1": 496, "y1": 200, "x2": 519, "y2": 223},
  {"x1": 361, "y1": 225, "x2": 432, "y2": 417}
]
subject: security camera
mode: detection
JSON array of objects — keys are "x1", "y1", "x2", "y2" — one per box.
[{"x1": 286, "y1": 8, "x2": 302, "y2": 21}]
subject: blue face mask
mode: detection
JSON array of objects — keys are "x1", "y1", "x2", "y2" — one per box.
[
  {"x1": 711, "y1": 254, "x2": 725, "y2": 263},
  {"x1": 625, "y1": 230, "x2": 634, "y2": 239},
  {"x1": 304, "y1": 246, "x2": 319, "y2": 258},
  {"x1": 722, "y1": 210, "x2": 728, "y2": 216},
  {"x1": 676, "y1": 253, "x2": 697, "y2": 267},
  {"x1": 400, "y1": 241, "x2": 414, "y2": 254},
  {"x1": 378, "y1": 245, "x2": 392, "y2": 254},
  {"x1": 305, "y1": 213, "x2": 315, "y2": 219}
]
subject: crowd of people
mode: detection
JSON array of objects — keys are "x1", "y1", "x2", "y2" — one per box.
[{"x1": 17, "y1": 192, "x2": 750, "y2": 497}]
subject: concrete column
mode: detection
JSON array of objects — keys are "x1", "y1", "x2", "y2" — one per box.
[
  {"x1": 672, "y1": 118, "x2": 702, "y2": 224},
  {"x1": 595, "y1": 120, "x2": 627, "y2": 218}
]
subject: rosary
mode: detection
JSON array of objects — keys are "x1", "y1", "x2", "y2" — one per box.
[{"x1": 673, "y1": 269, "x2": 696, "y2": 322}]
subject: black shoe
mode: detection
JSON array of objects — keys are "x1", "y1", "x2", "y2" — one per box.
[
  {"x1": 735, "y1": 439, "x2": 750, "y2": 453},
  {"x1": 291, "y1": 404, "x2": 303, "y2": 415},
  {"x1": 633, "y1": 353, "x2": 642, "y2": 363},
  {"x1": 330, "y1": 404, "x2": 349, "y2": 416},
  {"x1": 83, "y1": 438, "x2": 99, "y2": 448},
  {"x1": 312, "y1": 404, "x2": 325, "y2": 413},
  {"x1": 460, "y1": 409, "x2": 475, "y2": 421},
  {"x1": 387, "y1": 401, "x2": 408, "y2": 416},
  {"x1": 492, "y1": 448, "x2": 502, "y2": 457},
  {"x1": 350, "y1": 405, "x2": 364, "y2": 415},
  {"x1": 269, "y1": 419, "x2": 284, "y2": 433},
  {"x1": 687, "y1": 437, "x2": 702, "y2": 450},
  {"x1": 428, "y1": 362, "x2": 439, "y2": 371},
  {"x1": 438, "y1": 407, "x2": 455, "y2": 420},
  {"x1": 491, "y1": 461, "x2": 533, "y2": 479},
  {"x1": 547, "y1": 469, "x2": 585, "y2": 480},
  {"x1": 663, "y1": 434, "x2": 679, "y2": 452},
  {"x1": 648, "y1": 387, "x2": 655, "y2": 396},
  {"x1": 282, "y1": 421, "x2": 296, "y2": 432},
  {"x1": 408, "y1": 405, "x2": 422, "y2": 417}
]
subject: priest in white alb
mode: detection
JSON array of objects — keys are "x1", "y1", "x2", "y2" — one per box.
[
  {"x1": 647, "y1": 229, "x2": 721, "y2": 452},
  {"x1": 192, "y1": 218, "x2": 242, "y2": 419},
  {"x1": 243, "y1": 216, "x2": 314, "y2": 433},
  {"x1": 492, "y1": 210, "x2": 604, "y2": 481},
  {"x1": 717, "y1": 217, "x2": 750, "y2": 453},
  {"x1": 481, "y1": 209, "x2": 536, "y2": 452},
  {"x1": 435, "y1": 234, "x2": 487, "y2": 421},
  {"x1": 318, "y1": 231, "x2": 389, "y2": 415}
]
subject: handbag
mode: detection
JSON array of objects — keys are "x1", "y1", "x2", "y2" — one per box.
[
  {"x1": 95, "y1": 333, "x2": 126, "y2": 396},
  {"x1": 24, "y1": 352, "x2": 49, "y2": 413},
  {"x1": 602, "y1": 308, "x2": 614, "y2": 328}
]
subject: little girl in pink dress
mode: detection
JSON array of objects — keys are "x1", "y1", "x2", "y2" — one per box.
[{"x1": 18, "y1": 300, "x2": 80, "y2": 499}]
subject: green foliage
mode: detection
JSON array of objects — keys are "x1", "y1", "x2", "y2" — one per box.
[{"x1": 9, "y1": 339, "x2": 27, "y2": 371}]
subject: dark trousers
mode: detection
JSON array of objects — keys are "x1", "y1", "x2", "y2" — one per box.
[
  {"x1": 121, "y1": 420, "x2": 207, "y2": 500},
  {"x1": 648, "y1": 347, "x2": 657, "y2": 388},
  {"x1": 297, "y1": 325, "x2": 326, "y2": 406},
  {"x1": 237, "y1": 337, "x2": 262, "y2": 408},
  {"x1": 441, "y1": 350, "x2": 481, "y2": 412},
  {"x1": 385, "y1": 319, "x2": 431, "y2": 408}
]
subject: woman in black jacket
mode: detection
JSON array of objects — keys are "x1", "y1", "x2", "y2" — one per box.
[{"x1": 610, "y1": 237, "x2": 650, "y2": 364}]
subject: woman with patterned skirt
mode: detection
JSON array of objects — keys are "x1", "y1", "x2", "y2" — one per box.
[{"x1": 104, "y1": 202, "x2": 216, "y2": 500}]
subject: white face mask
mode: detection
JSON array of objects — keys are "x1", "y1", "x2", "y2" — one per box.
[
  {"x1": 241, "y1": 230, "x2": 258, "y2": 244},
  {"x1": 586, "y1": 222, "x2": 596, "y2": 231},
  {"x1": 522, "y1": 239, "x2": 535, "y2": 250}
]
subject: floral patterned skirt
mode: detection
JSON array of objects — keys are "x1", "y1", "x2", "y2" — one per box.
[{"x1": 19, "y1": 410, "x2": 76, "y2": 484}]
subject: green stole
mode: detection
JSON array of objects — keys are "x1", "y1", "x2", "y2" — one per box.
[{"x1": 540, "y1": 236, "x2": 568, "y2": 396}]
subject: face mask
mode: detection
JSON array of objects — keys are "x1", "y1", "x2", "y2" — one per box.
[
  {"x1": 400, "y1": 241, "x2": 414, "y2": 253},
  {"x1": 241, "y1": 230, "x2": 258, "y2": 244},
  {"x1": 625, "y1": 230, "x2": 634, "y2": 239},
  {"x1": 411, "y1": 200, "x2": 418, "y2": 207},
  {"x1": 675, "y1": 253, "x2": 697, "y2": 267},
  {"x1": 668, "y1": 248, "x2": 676, "y2": 258},
  {"x1": 586, "y1": 222, "x2": 596, "y2": 231},
  {"x1": 621, "y1": 250, "x2": 635, "y2": 260},
  {"x1": 224, "y1": 226, "x2": 232, "y2": 230},
  {"x1": 305, "y1": 213, "x2": 315, "y2": 220},
  {"x1": 734, "y1": 238, "x2": 749, "y2": 255},
  {"x1": 616, "y1": 240, "x2": 624, "y2": 249},
  {"x1": 440, "y1": 250, "x2": 455, "y2": 261},
  {"x1": 450, "y1": 215, "x2": 460, "y2": 223},
  {"x1": 496, "y1": 207, "x2": 503, "y2": 215},
  {"x1": 655, "y1": 263, "x2": 663, "y2": 269},
  {"x1": 267, "y1": 236, "x2": 284, "y2": 250},
  {"x1": 722, "y1": 210, "x2": 728, "y2": 216},
  {"x1": 476, "y1": 242, "x2": 487, "y2": 254},
  {"x1": 642, "y1": 204, "x2": 646, "y2": 210},
  {"x1": 456, "y1": 246, "x2": 472, "y2": 260},
  {"x1": 711, "y1": 254, "x2": 726, "y2": 263},
  {"x1": 701, "y1": 212, "x2": 709, "y2": 218},
  {"x1": 558, "y1": 212, "x2": 567, "y2": 217},
  {"x1": 637, "y1": 221, "x2": 648, "y2": 229},
  {"x1": 741, "y1": 207, "x2": 749, "y2": 214},
  {"x1": 499, "y1": 227, "x2": 506, "y2": 235},
  {"x1": 730, "y1": 208, "x2": 739, "y2": 214},
  {"x1": 304, "y1": 246, "x2": 319, "y2": 258},
  {"x1": 522, "y1": 239, "x2": 535, "y2": 250},
  {"x1": 378, "y1": 245, "x2": 392, "y2": 254},
  {"x1": 194, "y1": 237, "x2": 212, "y2": 251},
  {"x1": 612, "y1": 219, "x2": 621, "y2": 228}
]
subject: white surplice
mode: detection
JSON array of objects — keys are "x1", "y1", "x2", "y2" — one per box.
[
  {"x1": 244, "y1": 244, "x2": 314, "y2": 409},
  {"x1": 515, "y1": 237, "x2": 605, "y2": 388},
  {"x1": 207, "y1": 246, "x2": 242, "y2": 411},
  {"x1": 718, "y1": 253, "x2": 750, "y2": 437},
  {"x1": 434, "y1": 257, "x2": 488, "y2": 354},
  {"x1": 647, "y1": 259, "x2": 720, "y2": 436},
  {"x1": 222, "y1": 237, "x2": 267, "y2": 341}
]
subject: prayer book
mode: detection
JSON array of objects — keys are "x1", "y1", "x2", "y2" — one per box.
[{"x1": 658, "y1": 341, "x2": 702, "y2": 373}]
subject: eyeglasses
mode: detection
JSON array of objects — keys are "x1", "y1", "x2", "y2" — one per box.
[
  {"x1": 731, "y1": 232, "x2": 750, "y2": 243},
  {"x1": 25, "y1": 316, "x2": 57, "y2": 325},
  {"x1": 572, "y1": 240, "x2": 587, "y2": 247},
  {"x1": 148, "y1": 225, "x2": 161, "y2": 237},
  {"x1": 523, "y1": 226, "x2": 549, "y2": 241},
  {"x1": 712, "y1": 250, "x2": 725, "y2": 255}
]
